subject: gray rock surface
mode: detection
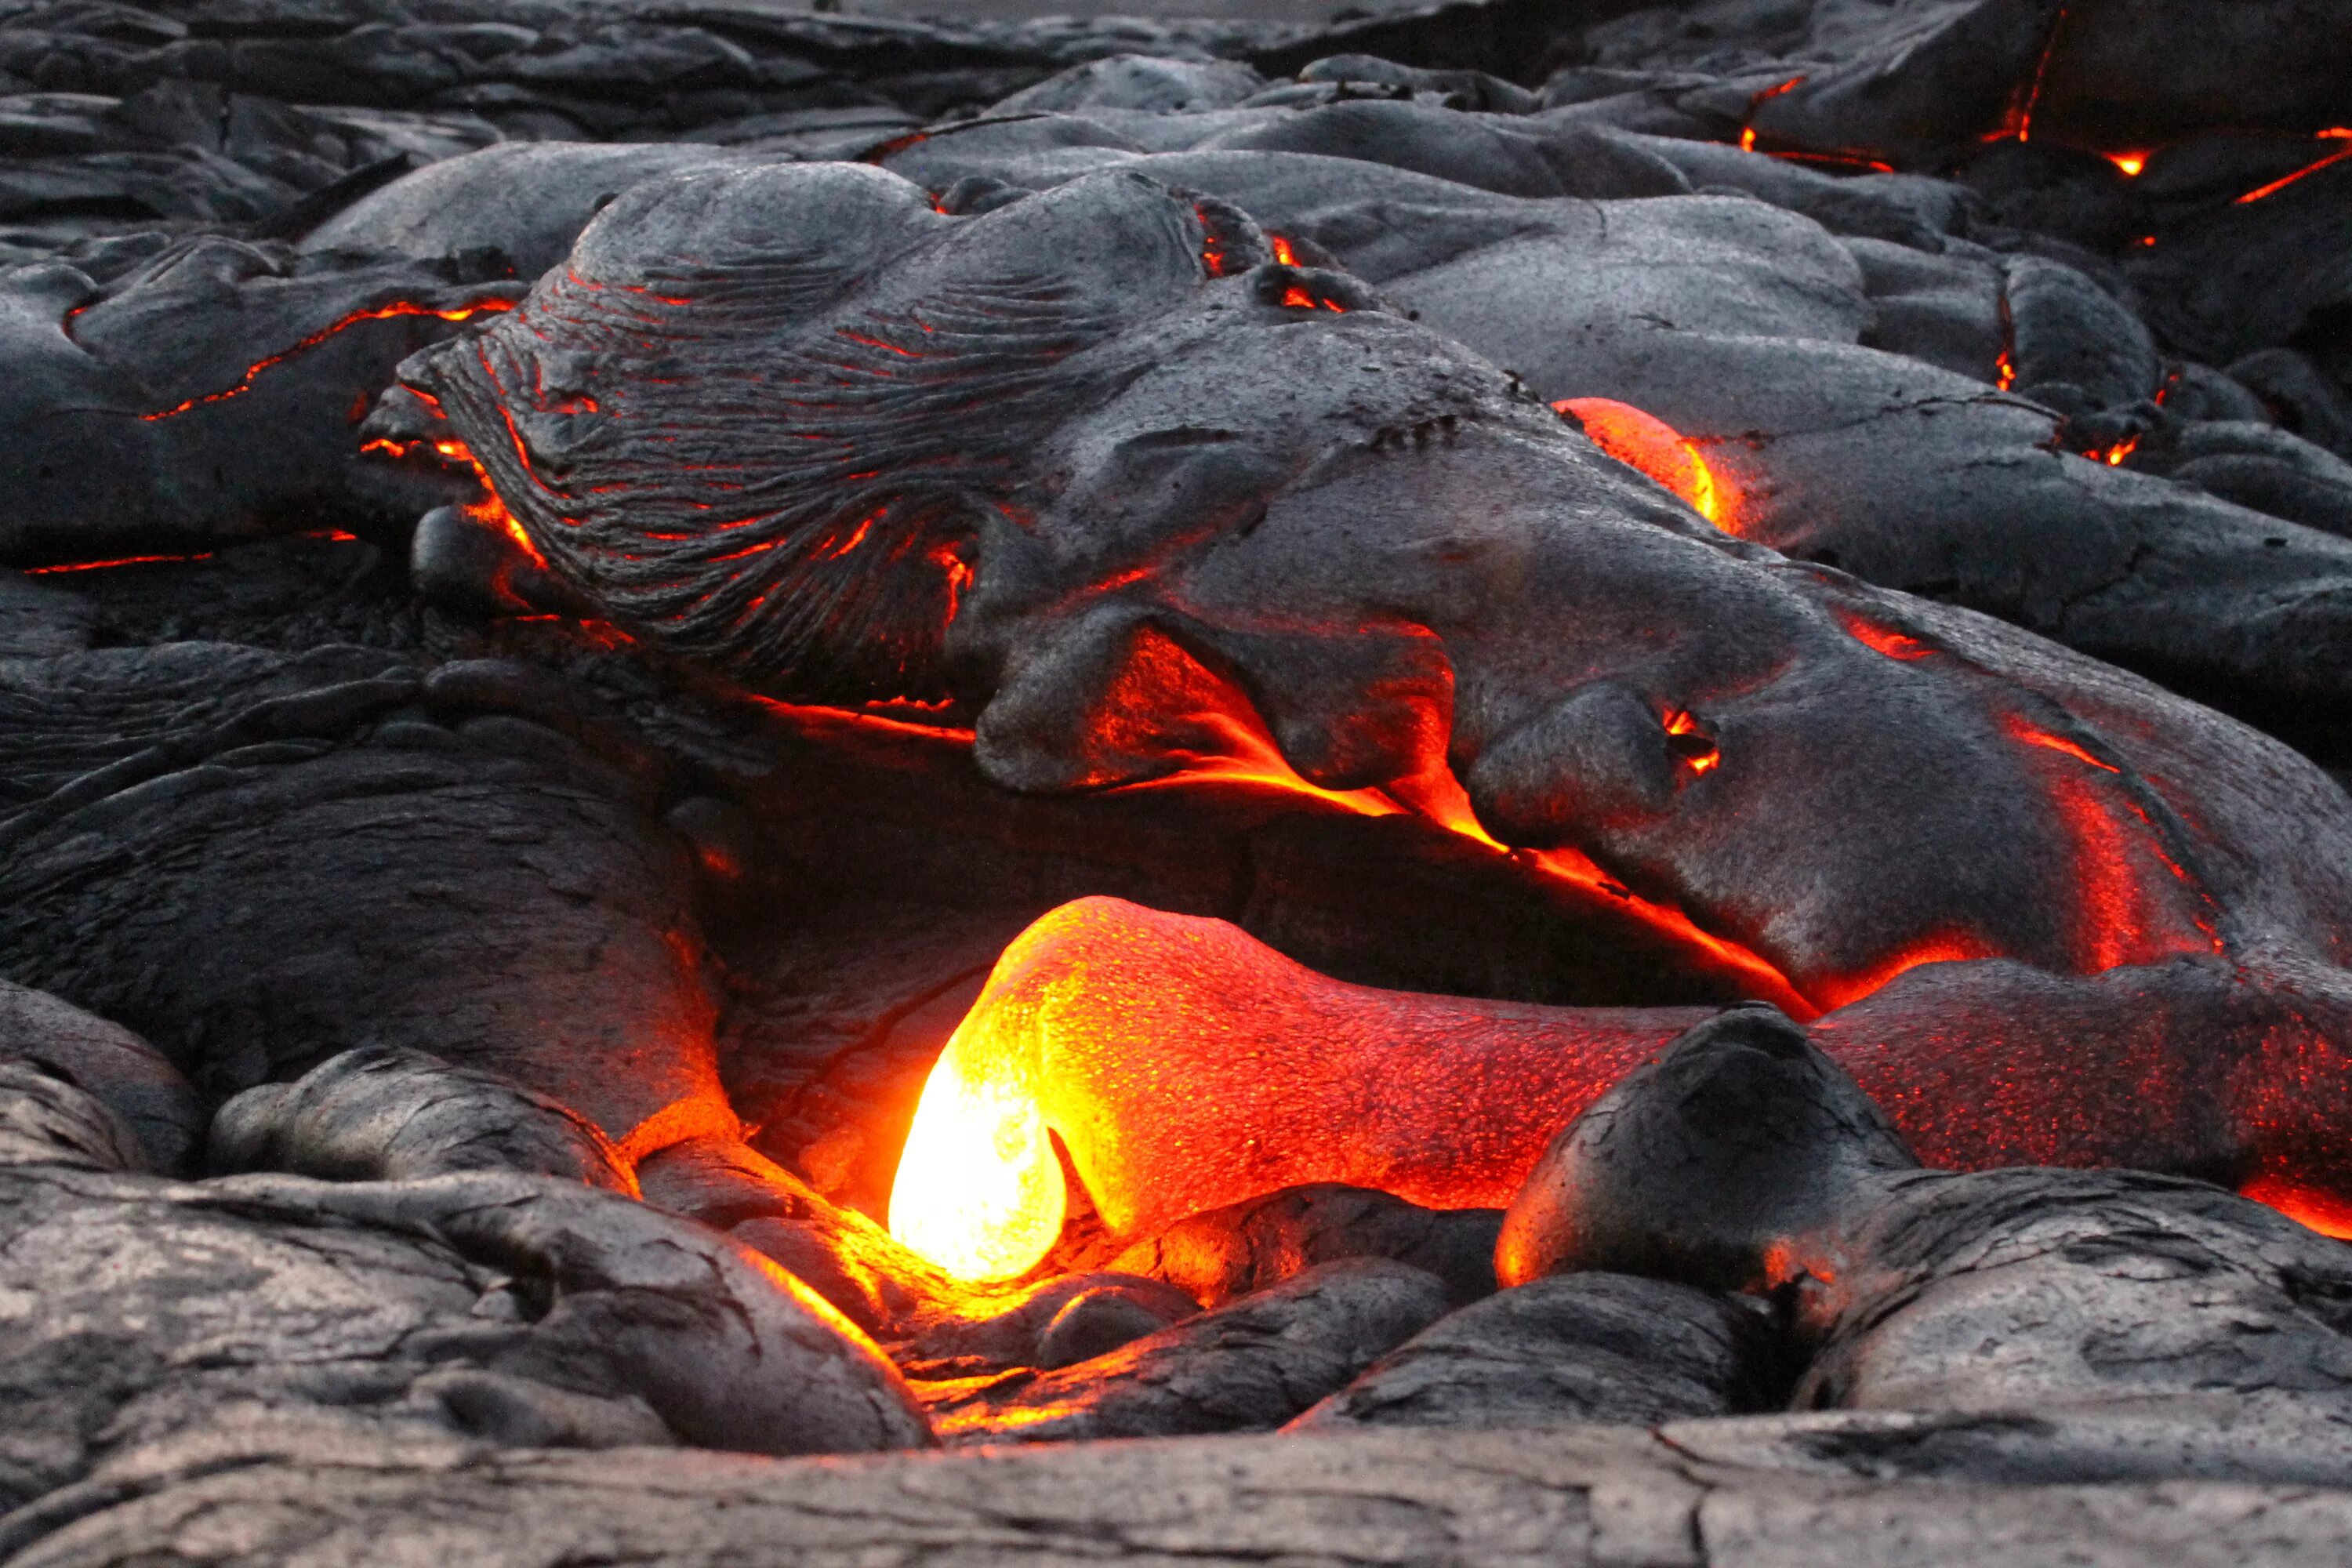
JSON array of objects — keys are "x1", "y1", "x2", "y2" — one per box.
[
  {"x1": 919, "y1": 1258, "x2": 1451, "y2": 1443},
  {"x1": 15, "y1": 1421, "x2": 2352, "y2": 1567},
  {"x1": 1290, "y1": 1271, "x2": 1777, "y2": 1430}
]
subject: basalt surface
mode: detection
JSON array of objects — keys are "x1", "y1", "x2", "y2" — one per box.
[{"x1": 3, "y1": 1, "x2": 2352, "y2": 1563}]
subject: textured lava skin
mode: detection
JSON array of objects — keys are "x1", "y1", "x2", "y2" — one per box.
[{"x1": 385, "y1": 161, "x2": 2350, "y2": 1018}]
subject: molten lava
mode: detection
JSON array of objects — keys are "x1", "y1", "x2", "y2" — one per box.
[
  {"x1": 1555, "y1": 397, "x2": 1733, "y2": 532},
  {"x1": 885, "y1": 897, "x2": 1708, "y2": 1281},
  {"x1": 890, "y1": 1015, "x2": 1065, "y2": 1281}
]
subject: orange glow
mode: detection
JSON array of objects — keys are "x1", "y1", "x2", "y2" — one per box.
[
  {"x1": 2003, "y1": 713, "x2": 2214, "y2": 973},
  {"x1": 877, "y1": 673, "x2": 2230, "y2": 1276},
  {"x1": 888, "y1": 1004, "x2": 1066, "y2": 1280},
  {"x1": 373, "y1": 423, "x2": 554, "y2": 575},
  {"x1": 1739, "y1": 74, "x2": 1804, "y2": 154},
  {"x1": 1091, "y1": 634, "x2": 1810, "y2": 1016},
  {"x1": 2105, "y1": 151, "x2": 2149, "y2": 176},
  {"x1": 2242, "y1": 1174, "x2": 2352, "y2": 1240},
  {"x1": 140, "y1": 299, "x2": 512, "y2": 421},
  {"x1": 1664, "y1": 708, "x2": 1719, "y2": 773},
  {"x1": 1556, "y1": 397, "x2": 1733, "y2": 532},
  {"x1": 887, "y1": 898, "x2": 1709, "y2": 1280},
  {"x1": 1810, "y1": 930, "x2": 2000, "y2": 1012},
  {"x1": 24, "y1": 553, "x2": 213, "y2": 573},
  {"x1": 1838, "y1": 610, "x2": 1933, "y2": 661},
  {"x1": 1278, "y1": 285, "x2": 1346, "y2": 313},
  {"x1": 2234, "y1": 130, "x2": 2352, "y2": 204},
  {"x1": 1269, "y1": 234, "x2": 1298, "y2": 266},
  {"x1": 1197, "y1": 202, "x2": 1243, "y2": 278},
  {"x1": 2086, "y1": 433, "x2": 2140, "y2": 466},
  {"x1": 2008, "y1": 718, "x2": 2119, "y2": 773},
  {"x1": 471, "y1": 492, "x2": 549, "y2": 572}
]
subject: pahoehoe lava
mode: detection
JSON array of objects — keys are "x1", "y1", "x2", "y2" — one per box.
[{"x1": 3, "y1": 2, "x2": 2352, "y2": 1563}]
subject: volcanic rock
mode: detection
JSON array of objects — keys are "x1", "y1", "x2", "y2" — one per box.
[
  {"x1": 0, "y1": 978, "x2": 197, "y2": 1174},
  {"x1": 1500, "y1": 1005, "x2": 2352, "y2": 1421},
  {"x1": 0, "y1": 238, "x2": 517, "y2": 562},
  {"x1": 0, "y1": 1068, "x2": 929, "y2": 1518},
  {"x1": 21, "y1": 1421, "x2": 2352, "y2": 1567},
  {"x1": 1496, "y1": 1004, "x2": 1919, "y2": 1291},
  {"x1": 209, "y1": 1044, "x2": 636, "y2": 1193},
  {"x1": 2, "y1": 0, "x2": 2352, "y2": 1558},
  {"x1": 1289, "y1": 1270, "x2": 1778, "y2": 1431},
  {"x1": 917, "y1": 1258, "x2": 1451, "y2": 1443},
  {"x1": 0, "y1": 641, "x2": 726, "y2": 1149}
]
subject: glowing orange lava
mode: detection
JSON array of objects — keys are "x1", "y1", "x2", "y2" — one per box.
[
  {"x1": 1993, "y1": 2, "x2": 2067, "y2": 143},
  {"x1": 890, "y1": 1006, "x2": 1065, "y2": 1280},
  {"x1": 886, "y1": 897, "x2": 1711, "y2": 1280},
  {"x1": 1664, "y1": 708, "x2": 1720, "y2": 773},
  {"x1": 366, "y1": 426, "x2": 550, "y2": 572},
  {"x1": 1837, "y1": 610, "x2": 1934, "y2": 661},
  {"x1": 2105, "y1": 151, "x2": 2149, "y2": 176},
  {"x1": 1738, "y1": 74, "x2": 1805, "y2": 154},
  {"x1": 1556, "y1": 397, "x2": 1733, "y2": 532},
  {"x1": 1083, "y1": 633, "x2": 1808, "y2": 1014},
  {"x1": 2242, "y1": 1174, "x2": 2352, "y2": 1240},
  {"x1": 140, "y1": 299, "x2": 513, "y2": 421},
  {"x1": 881, "y1": 666, "x2": 2245, "y2": 1278}
]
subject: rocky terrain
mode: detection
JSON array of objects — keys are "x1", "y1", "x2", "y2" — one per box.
[{"x1": 2, "y1": 0, "x2": 2352, "y2": 1561}]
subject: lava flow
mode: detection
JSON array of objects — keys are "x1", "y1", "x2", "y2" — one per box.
[
  {"x1": 1555, "y1": 397, "x2": 1735, "y2": 532},
  {"x1": 887, "y1": 898, "x2": 1711, "y2": 1281}
]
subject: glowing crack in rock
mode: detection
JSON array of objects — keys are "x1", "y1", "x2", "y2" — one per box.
[{"x1": 1555, "y1": 397, "x2": 1734, "y2": 532}]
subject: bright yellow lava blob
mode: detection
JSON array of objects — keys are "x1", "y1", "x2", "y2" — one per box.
[{"x1": 887, "y1": 1015, "x2": 1065, "y2": 1283}]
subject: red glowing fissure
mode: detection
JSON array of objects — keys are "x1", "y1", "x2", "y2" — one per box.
[
  {"x1": 1994, "y1": 3, "x2": 2068, "y2": 143},
  {"x1": 1737, "y1": 74, "x2": 1806, "y2": 153},
  {"x1": 24, "y1": 552, "x2": 215, "y2": 573},
  {"x1": 2235, "y1": 129, "x2": 2352, "y2": 204},
  {"x1": 140, "y1": 300, "x2": 514, "y2": 422}
]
